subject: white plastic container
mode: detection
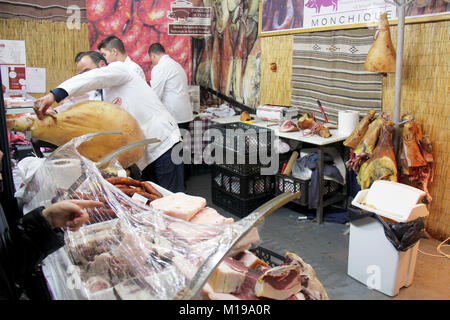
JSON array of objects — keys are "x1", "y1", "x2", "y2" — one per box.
[
  {"x1": 348, "y1": 181, "x2": 428, "y2": 296},
  {"x1": 347, "y1": 216, "x2": 419, "y2": 296}
]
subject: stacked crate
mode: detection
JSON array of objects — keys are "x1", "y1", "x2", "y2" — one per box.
[{"x1": 209, "y1": 122, "x2": 288, "y2": 218}]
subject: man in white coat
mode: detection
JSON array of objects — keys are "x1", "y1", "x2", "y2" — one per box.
[
  {"x1": 148, "y1": 43, "x2": 193, "y2": 132},
  {"x1": 33, "y1": 51, "x2": 184, "y2": 193},
  {"x1": 97, "y1": 35, "x2": 146, "y2": 81}
]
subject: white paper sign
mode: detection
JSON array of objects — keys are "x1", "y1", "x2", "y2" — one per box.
[
  {"x1": 26, "y1": 67, "x2": 46, "y2": 93},
  {"x1": 0, "y1": 40, "x2": 26, "y2": 65},
  {"x1": 303, "y1": 0, "x2": 397, "y2": 29}
]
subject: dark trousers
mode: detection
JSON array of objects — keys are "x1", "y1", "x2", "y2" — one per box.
[
  {"x1": 178, "y1": 121, "x2": 192, "y2": 182},
  {"x1": 141, "y1": 143, "x2": 184, "y2": 193}
]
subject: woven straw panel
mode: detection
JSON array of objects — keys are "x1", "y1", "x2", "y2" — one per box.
[
  {"x1": 0, "y1": 18, "x2": 89, "y2": 99},
  {"x1": 260, "y1": 34, "x2": 293, "y2": 106},
  {"x1": 382, "y1": 20, "x2": 449, "y2": 241}
]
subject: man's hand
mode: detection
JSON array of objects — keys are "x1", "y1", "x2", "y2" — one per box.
[
  {"x1": 42, "y1": 199, "x2": 104, "y2": 231},
  {"x1": 34, "y1": 93, "x2": 56, "y2": 120}
]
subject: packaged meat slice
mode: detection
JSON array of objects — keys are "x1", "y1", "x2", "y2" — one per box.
[
  {"x1": 229, "y1": 227, "x2": 261, "y2": 256},
  {"x1": 207, "y1": 257, "x2": 247, "y2": 294},
  {"x1": 234, "y1": 250, "x2": 268, "y2": 269},
  {"x1": 189, "y1": 207, "x2": 234, "y2": 225},
  {"x1": 150, "y1": 192, "x2": 207, "y2": 221}
]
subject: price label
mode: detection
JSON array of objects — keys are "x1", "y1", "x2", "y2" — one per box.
[{"x1": 131, "y1": 192, "x2": 148, "y2": 205}]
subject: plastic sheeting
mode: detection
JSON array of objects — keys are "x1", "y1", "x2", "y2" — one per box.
[{"x1": 20, "y1": 133, "x2": 262, "y2": 300}]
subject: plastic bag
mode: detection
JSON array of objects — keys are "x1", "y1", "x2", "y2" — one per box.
[
  {"x1": 379, "y1": 217, "x2": 427, "y2": 252},
  {"x1": 347, "y1": 199, "x2": 427, "y2": 252},
  {"x1": 22, "y1": 133, "x2": 262, "y2": 300}
]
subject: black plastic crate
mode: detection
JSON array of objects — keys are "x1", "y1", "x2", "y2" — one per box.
[
  {"x1": 211, "y1": 165, "x2": 275, "y2": 199},
  {"x1": 216, "y1": 151, "x2": 291, "y2": 176},
  {"x1": 212, "y1": 186, "x2": 273, "y2": 218},
  {"x1": 209, "y1": 122, "x2": 272, "y2": 155},
  {"x1": 250, "y1": 247, "x2": 284, "y2": 267},
  {"x1": 275, "y1": 173, "x2": 339, "y2": 207}
]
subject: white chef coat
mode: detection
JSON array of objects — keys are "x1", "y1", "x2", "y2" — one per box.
[
  {"x1": 58, "y1": 61, "x2": 181, "y2": 170},
  {"x1": 150, "y1": 55, "x2": 193, "y2": 123},
  {"x1": 123, "y1": 56, "x2": 146, "y2": 80}
]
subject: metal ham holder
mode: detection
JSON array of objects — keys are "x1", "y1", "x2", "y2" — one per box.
[
  {"x1": 57, "y1": 131, "x2": 160, "y2": 201},
  {"x1": 175, "y1": 191, "x2": 301, "y2": 300}
]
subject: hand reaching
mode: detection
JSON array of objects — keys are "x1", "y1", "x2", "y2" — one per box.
[
  {"x1": 33, "y1": 93, "x2": 56, "y2": 120},
  {"x1": 42, "y1": 200, "x2": 104, "y2": 231}
]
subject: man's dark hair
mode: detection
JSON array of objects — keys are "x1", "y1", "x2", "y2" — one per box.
[
  {"x1": 148, "y1": 43, "x2": 166, "y2": 55},
  {"x1": 74, "y1": 51, "x2": 107, "y2": 65},
  {"x1": 97, "y1": 35, "x2": 126, "y2": 54}
]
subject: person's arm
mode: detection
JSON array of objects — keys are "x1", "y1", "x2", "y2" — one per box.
[
  {"x1": 59, "y1": 62, "x2": 132, "y2": 98},
  {"x1": 0, "y1": 200, "x2": 102, "y2": 291},
  {"x1": 34, "y1": 63, "x2": 133, "y2": 119},
  {"x1": 150, "y1": 65, "x2": 165, "y2": 100}
]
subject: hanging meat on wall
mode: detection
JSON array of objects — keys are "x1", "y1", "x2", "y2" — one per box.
[
  {"x1": 242, "y1": 38, "x2": 261, "y2": 108},
  {"x1": 398, "y1": 115, "x2": 434, "y2": 203},
  {"x1": 357, "y1": 121, "x2": 398, "y2": 189},
  {"x1": 231, "y1": 3, "x2": 247, "y2": 103},
  {"x1": 364, "y1": 12, "x2": 396, "y2": 73},
  {"x1": 220, "y1": 17, "x2": 234, "y2": 96},
  {"x1": 343, "y1": 109, "x2": 376, "y2": 149}
]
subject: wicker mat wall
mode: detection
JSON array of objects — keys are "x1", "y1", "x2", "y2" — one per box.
[{"x1": 291, "y1": 28, "x2": 383, "y2": 123}]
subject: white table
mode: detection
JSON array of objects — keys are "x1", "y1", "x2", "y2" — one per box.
[{"x1": 212, "y1": 115, "x2": 350, "y2": 224}]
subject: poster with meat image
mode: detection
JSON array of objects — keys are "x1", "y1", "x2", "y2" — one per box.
[
  {"x1": 260, "y1": 0, "x2": 304, "y2": 34},
  {"x1": 87, "y1": 0, "x2": 192, "y2": 83},
  {"x1": 259, "y1": 0, "x2": 450, "y2": 36},
  {"x1": 192, "y1": 0, "x2": 262, "y2": 108}
]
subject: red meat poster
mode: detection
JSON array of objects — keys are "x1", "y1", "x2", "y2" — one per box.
[
  {"x1": 8, "y1": 66, "x2": 26, "y2": 91},
  {"x1": 87, "y1": 0, "x2": 192, "y2": 83}
]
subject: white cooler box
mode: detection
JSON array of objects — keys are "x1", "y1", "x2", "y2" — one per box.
[{"x1": 347, "y1": 181, "x2": 429, "y2": 297}]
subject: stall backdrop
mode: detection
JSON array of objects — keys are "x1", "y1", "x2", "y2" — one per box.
[
  {"x1": 0, "y1": 1, "x2": 448, "y2": 240},
  {"x1": 87, "y1": 0, "x2": 192, "y2": 83}
]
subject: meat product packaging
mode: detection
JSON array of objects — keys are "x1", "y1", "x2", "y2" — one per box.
[{"x1": 29, "y1": 134, "x2": 329, "y2": 300}]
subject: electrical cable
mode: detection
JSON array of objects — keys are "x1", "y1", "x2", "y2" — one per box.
[
  {"x1": 0, "y1": 1, "x2": 86, "y2": 10},
  {"x1": 418, "y1": 237, "x2": 450, "y2": 259}
]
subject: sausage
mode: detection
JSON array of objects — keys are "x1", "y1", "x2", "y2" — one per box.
[
  {"x1": 135, "y1": 191, "x2": 159, "y2": 202},
  {"x1": 106, "y1": 177, "x2": 142, "y2": 187},
  {"x1": 142, "y1": 181, "x2": 163, "y2": 198}
]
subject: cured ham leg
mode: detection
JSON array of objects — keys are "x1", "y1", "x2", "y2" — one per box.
[
  {"x1": 357, "y1": 122, "x2": 397, "y2": 189},
  {"x1": 364, "y1": 12, "x2": 396, "y2": 73},
  {"x1": 344, "y1": 110, "x2": 376, "y2": 149}
]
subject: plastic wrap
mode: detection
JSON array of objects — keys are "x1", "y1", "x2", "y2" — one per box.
[{"x1": 22, "y1": 133, "x2": 264, "y2": 300}]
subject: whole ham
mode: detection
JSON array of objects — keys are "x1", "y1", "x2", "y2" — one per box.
[
  {"x1": 364, "y1": 12, "x2": 396, "y2": 73},
  {"x1": 6, "y1": 100, "x2": 145, "y2": 168},
  {"x1": 344, "y1": 109, "x2": 376, "y2": 149},
  {"x1": 357, "y1": 121, "x2": 397, "y2": 189},
  {"x1": 398, "y1": 116, "x2": 434, "y2": 203}
]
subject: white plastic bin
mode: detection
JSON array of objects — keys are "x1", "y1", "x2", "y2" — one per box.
[{"x1": 347, "y1": 216, "x2": 420, "y2": 296}]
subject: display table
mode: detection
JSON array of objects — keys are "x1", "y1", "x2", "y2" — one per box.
[{"x1": 212, "y1": 115, "x2": 349, "y2": 224}]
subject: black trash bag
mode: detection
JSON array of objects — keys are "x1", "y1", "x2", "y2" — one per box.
[
  {"x1": 346, "y1": 197, "x2": 427, "y2": 252},
  {"x1": 376, "y1": 216, "x2": 427, "y2": 252}
]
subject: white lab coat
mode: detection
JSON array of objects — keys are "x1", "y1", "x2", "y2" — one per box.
[
  {"x1": 58, "y1": 61, "x2": 181, "y2": 170},
  {"x1": 124, "y1": 56, "x2": 146, "y2": 80},
  {"x1": 150, "y1": 55, "x2": 193, "y2": 123}
]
